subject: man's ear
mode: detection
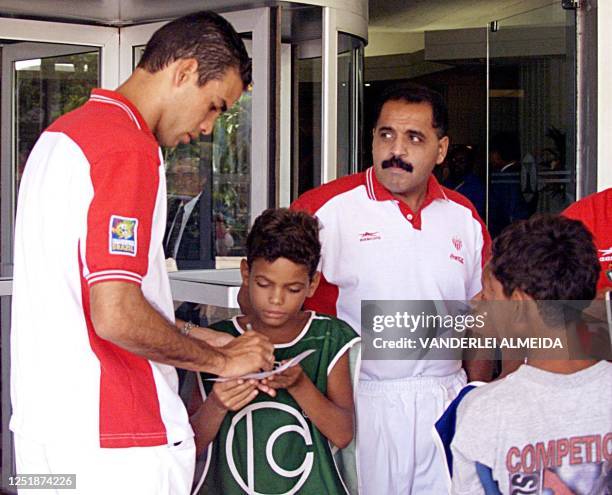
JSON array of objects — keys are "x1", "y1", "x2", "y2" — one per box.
[
  {"x1": 173, "y1": 58, "x2": 199, "y2": 87},
  {"x1": 510, "y1": 288, "x2": 531, "y2": 302},
  {"x1": 436, "y1": 135, "x2": 450, "y2": 165},
  {"x1": 306, "y1": 271, "x2": 321, "y2": 298},
  {"x1": 240, "y1": 258, "x2": 250, "y2": 287}
]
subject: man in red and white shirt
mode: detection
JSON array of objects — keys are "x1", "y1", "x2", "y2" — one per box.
[
  {"x1": 11, "y1": 12, "x2": 274, "y2": 494},
  {"x1": 292, "y1": 85, "x2": 491, "y2": 494}
]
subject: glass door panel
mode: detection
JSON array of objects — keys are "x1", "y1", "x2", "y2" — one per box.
[
  {"x1": 337, "y1": 32, "x2": 364, "y2": 177},
  {"x1": 14, "y1": 51, "x2": 99, "y2": 190},
  {"x1": 133, "y1": 42, "x2": 252, "y2": 269},
  {"x1": 487, "y1": 3, "x2": 576, "y2": 238},
  {"x1": 1, "y1": 42, "x2": 100, "y2": 270},
  {"x1": 124, "y1": 12, "x2": 268, "y2": 270}
]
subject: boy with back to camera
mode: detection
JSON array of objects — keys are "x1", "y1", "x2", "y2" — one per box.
[
  {"x1": 451, "y1": 215, "x2": 612, "y2": 494},
  {"x1": 190, "y1": 208, "x2": 361, "y2": 494}
]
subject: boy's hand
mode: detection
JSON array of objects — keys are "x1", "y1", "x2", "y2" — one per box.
[
  {"x1": 263, "y1": 363, "x2": 305, "y2": 391},
  {"x1": 210, "y1": 379, "x2": 259, "y2": 412}
]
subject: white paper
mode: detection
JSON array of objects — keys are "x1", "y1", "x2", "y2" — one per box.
[{"x1": 208, "y1": 349, "x2": 316, "y2": 382}]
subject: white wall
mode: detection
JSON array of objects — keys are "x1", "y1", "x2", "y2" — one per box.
[{"x1": 365, "y1": 31, "x2": 424, "y2": 57}]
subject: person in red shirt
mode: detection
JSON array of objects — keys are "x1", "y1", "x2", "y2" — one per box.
[
  {"x1": 562, "y1": 188, "x2": 612, "y2": 292},
  {"x1": 291, "y1": 84, "x2": 491, "y2": 494}
]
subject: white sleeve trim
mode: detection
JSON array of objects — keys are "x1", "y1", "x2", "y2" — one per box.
[
  {"x1": 86, "y1": 269, "x2": 143, "y2": 285},
  {"x1": 327, "y1": 337, "x2": 361, "y2": 376}
]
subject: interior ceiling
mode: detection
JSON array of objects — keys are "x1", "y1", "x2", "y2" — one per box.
[
  {"x1": 0, "y1": 0, "x2": 564, "y2": 31},
  {"x1": 368, "y1": 0, "x2": 561, "y2": 32},
  {"x1": 0, "y1": 0, "x2": 274, "y2": 25}
]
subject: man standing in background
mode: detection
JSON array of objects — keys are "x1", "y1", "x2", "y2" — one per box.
[{"x1": 292, "y1": 84, "x2": 491, "y2": 494}]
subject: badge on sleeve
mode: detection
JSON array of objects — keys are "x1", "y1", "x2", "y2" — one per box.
[{"x1": 109, "y1": 215, "x2": 138, "y2": 256}]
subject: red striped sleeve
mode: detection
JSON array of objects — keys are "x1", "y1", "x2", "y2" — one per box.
[{"x1": 85, "y1": 151, "x2": 159, "y2": 286}]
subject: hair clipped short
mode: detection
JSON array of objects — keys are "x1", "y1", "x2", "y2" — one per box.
[
  {"x1": 491, "y1": 214, "x2": 600, "y2": 325},
  {"x1": 137, "y1": 11, "x2": 251, "y2": 89},
  {"x1": 246, "y1": 208, "x2": 321, "y2": 279},
  {"x1": 372, "y1": 83, "x2": 448, "y2": 138}
]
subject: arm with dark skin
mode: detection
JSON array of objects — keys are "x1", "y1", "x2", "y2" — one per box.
[
  {"x1": 176, "y1": 318, "x2": 234, "y2": 347},
  {"x1": 263, "y1": 352, "x2": 355, "y2": 448},
  {"x1": 90, "y1": 281, "x2": 275, "y2": 376},
  {"x1": 191, "y1": 379, "x2": 260, "y2": 455}
]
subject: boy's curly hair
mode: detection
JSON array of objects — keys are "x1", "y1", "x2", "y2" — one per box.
[
  {"x1": 246, "y1": 208, "x2": 321, "y2": 279},
  {"x1": 491, "y1": 214, "x2": 600, "y2": 325}
]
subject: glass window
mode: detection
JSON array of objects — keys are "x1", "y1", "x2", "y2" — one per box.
[
  {"x1": 294, "y1": 52, "x2": 322, "y2": 196},
  {"x1": 337, "y1": 33, "x2": 364, "y2": 177},
  {"x1": 14, "y1": 51, "x2": 99, "y2": 191},
  {"x1": 487, "y1": 5, "x2": 576, "y2": 238},
  {"x1": 134, "y1": 44, "x2": 252, "y2": 269}
]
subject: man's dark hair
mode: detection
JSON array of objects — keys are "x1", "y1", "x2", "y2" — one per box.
[
  {"x1": 246, "y1": 208, "x2": 321, "y2": 279},
  {"x1": 491, "y1": 214, "x2": 600, "y2": 325},
  {"x1": 372, "y1": 83, "x2": 448, "y2": 138},
  {"x1": 137, "y1": 11, "x2": 251, "y2": 89},
  {"x1": 490, "y1": 132, "x2": 521, "y2": 163}
]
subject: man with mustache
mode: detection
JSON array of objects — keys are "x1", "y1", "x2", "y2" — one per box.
[{"x1": 291, "y1": 84, "x2": 491, "y2": 493}]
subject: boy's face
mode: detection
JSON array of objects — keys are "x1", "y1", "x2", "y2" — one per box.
[
  {"x1": 472, "y1": 264, "x2": 511, "y2": 336},
  {"x1": 480, "y1": 264, "x2": 509, "y2": 302},
  {"x1": 240, "y1": 257, "x2": 320, "y2": 328}
]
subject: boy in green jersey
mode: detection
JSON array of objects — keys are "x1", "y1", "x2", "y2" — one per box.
[{"x1": 190, "y1": 208, "x2": 360, "y2": 494}]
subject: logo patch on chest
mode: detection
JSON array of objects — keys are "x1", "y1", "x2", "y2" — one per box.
[
  {"x1": 452, "y1": 236, "x2": 463, "y2": 251},
  {"x1": 450, "y1": 253, "x2": 464, "y2": 265},
  {"x1": 449, "y1": 235, "x2": 464, "y2": 264},
  {"x1": 359, "y1": 231, "x2": 381, "y2": 242}
]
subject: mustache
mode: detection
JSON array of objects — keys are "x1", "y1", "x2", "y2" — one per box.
[{"x1": 381, "y1": 156, "x2": 414, "y2": 173}]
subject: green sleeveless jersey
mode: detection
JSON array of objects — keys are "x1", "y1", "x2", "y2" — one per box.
[{"x1": 195, "y1": 312, "x2": 360, "y2": 495}]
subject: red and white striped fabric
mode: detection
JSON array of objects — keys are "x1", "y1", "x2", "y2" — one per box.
[
  {"x1": 292, "y1": 167, "x2": 491, "y2": 379},
  {"x1": 10, "y1": 89, "x2": 192, "y2": 448}
]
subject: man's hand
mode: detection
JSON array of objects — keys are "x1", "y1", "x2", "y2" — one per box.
[
  {"x1": 209, "y1": 379, "x2": 259, "y2": 412},
  {"x1": 262, "y1": 363, "x2": 304, "y2": 391},
  {"x1": 217, "y1": 332, "x2": 275, "y2": 377}
]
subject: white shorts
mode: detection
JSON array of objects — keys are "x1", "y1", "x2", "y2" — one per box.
[
  {"x1": 357, "y1": 369, "x2": 466, "y2": 495},
  {"x1": 13, "y1": 434, "x2": 196, "y2": 495}
]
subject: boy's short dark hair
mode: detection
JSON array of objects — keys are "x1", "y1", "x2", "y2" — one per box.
[
  {"x1": 372, "y1": 83, "x2": 448, "y2": 138},
  {"x1": 491, "y1": 214, "x2": 600, "y2": 325},
  {"x1": 246, "y1": 208, "x2": 321, "y2": 279},
  {"x1": 137, "y1": 11, "x2": 251, "y2": 89}
]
